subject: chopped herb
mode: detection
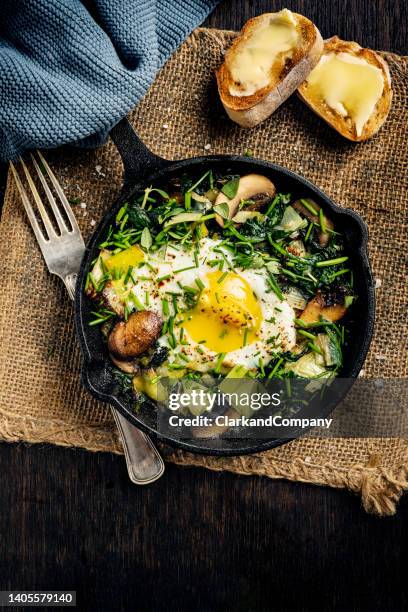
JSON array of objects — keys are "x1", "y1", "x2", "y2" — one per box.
[
  {"x1": 89, "y1": 309, "x2": 116, "y2": 326},
  {"x1": 319, "y1": 208, "x2": 326, "y2": 234},
  {"x1": 266, "y1": 271, "x2": 284, "y2": 301},
  {"x1": 268, "y1": 357, "x2": 284, "y2": 379},
  {"x1": 168, "y1": 362, "x2": 185, "y2": 370},
  {"x1": 297, "y1": 329, "x2": 316, "y2": 341},
  {"x1": 217, "y1": 271, "x2": 229, "y2": 284},
  {"x1": 195, "y1": 278, "x2": 205, "y2": 291},
  {"x1": 308, "y1": 341, "x2": 323, "y2": 355},
  {"x1": 294, "y1": 318, "x2": 335, "y2": 329},
  {"x1": 265, "y1": 195, "x2": 280, "y2": 216},
  {"x1": 214, "y1": 352, "x2": 226, "y2": 373},
  {"x1": 187, "y1": 170, "x2": 211, "y2": 193},
  {"x1": 182, "y1": 285, "x2": 198, "y2": 295},
  {"x1": 315, "y1": 257, "x2": 349, "y2": 268},
  {"x1": 305, "y1": 222, "x2": 313, "y2": 242},
  {"x1": 162, "y1": 298, "x2": 169, "y2": 316},
  {"x1": 131, "y1": 295, "x2": 145, "y2": 311},
  {"x1": 329, "y1": 268, "x2": 350, "y2": 281},
  {"x1": 157, "y1": 273, "x2": 171, "y2": 282},
  {"x1": 213, "y1": 202, "x2": 230, "y2": 219},
  {"x1": 168, "y1": 333, "x2": 176, "y2": 349},
  {"x1": 243, "y1": 328, "x2": 249, "y2": 347},
  {"x1": 267, "y1": 237, "x2": 287, "y2": 257},
  {"x1": 174, "y1": 265, "x2": 198, "y2": 273},
  {"x1": 179, "y1": 327, "x2": 187, "y2": 345},
  {"x1": 221, "y1": 177, "x2": 239, "y2": 199},
  {"x1": 140, "y1": 227, "x2": 152, "y2": 250},
  {"x1": 300, "y1": 199, "x2": 318, "y2": 216},
  {"x1": 124, "y1": 266, "x2": 133, "y2": 285}
]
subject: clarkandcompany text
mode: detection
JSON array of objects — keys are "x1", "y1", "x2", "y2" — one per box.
[{"x1": 168, "y1": 415, "x2": 333, "y2": 429}]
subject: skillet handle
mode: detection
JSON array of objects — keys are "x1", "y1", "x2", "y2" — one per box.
[{"x1": 110, "y1": 116, "x2": 171, "y2": 187}]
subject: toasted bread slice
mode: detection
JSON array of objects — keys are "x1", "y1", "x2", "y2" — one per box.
[
  {"x1": 216, "y1": 9, "x2": 323, "y2": 128},
  {"x1": 298, "y1": 37, "x2": 392, "y2": 141}
]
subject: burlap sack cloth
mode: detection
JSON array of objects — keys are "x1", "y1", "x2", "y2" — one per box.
[{"x1": 0, "y1": 29, "x2": 407, "y2": 515}]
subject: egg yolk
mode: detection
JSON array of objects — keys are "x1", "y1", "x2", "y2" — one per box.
[{"x1": 183, "y1": 271, "x2": 263, "y2": 353}]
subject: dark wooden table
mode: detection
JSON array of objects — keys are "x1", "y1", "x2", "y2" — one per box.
[{"x1": 1, "y1": 2, "x2": 407, "y2": 611}]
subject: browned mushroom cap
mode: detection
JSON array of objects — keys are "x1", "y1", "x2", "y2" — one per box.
[
  {"x1": 108, "y1": 311, "x2": 163, "y2": 360},
  {"x1": 300, "y1": 292, "x2": 347, "y2": 324},
  {"x1": 292, "y1": 199, "x2": 334, "y2": 246},
  {"x1": 214, "y1": 174, "x2": 276, "y2": 226}
]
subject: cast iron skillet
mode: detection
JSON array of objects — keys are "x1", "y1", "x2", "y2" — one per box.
[{"x1": 75, "y1": 117, "x2": 375, "y2": 456}]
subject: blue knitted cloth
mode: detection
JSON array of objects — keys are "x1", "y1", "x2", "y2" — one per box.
[{"x1": 0, "y1": 0, "x2": 219, "y2": 161}]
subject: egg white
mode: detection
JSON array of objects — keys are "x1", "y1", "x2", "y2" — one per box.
[{"x1": 128, "y1": 237, "x2": 296, "y2": 371}]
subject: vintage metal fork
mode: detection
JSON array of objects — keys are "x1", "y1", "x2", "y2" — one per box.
[{"x1": 10, "y1": 151, "x2": 164, "y2": 484}]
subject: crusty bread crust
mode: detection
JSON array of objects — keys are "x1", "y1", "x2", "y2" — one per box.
[
  {"x1": 216, "y1": 12, "x2": 323, "y2": 128},
  {"x1": 297, "y1": 36, "x2": 393, "y2": 141}
]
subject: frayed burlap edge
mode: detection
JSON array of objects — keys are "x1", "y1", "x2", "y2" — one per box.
[
  {"x1": 2, "y1": 403, "x2": 408, "y2": 515},
  {"x1": 165, "y1": 447, "x2": 408, "y2": 516},
  {"x1": 0, "y1": 406, "x2": 122, "y2": 453}
]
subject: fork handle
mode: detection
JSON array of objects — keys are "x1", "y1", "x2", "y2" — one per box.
[
  {"x1": 67, "y1": 280, "x2": 165, "y2": 484},
  {"x1": 111, "y1": 408, "x2": 165, "y2": 484}
]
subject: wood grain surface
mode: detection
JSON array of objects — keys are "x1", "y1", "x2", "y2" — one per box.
[
  {"x1": 206, "y1": 0, "x2": 408, "y2": 53},
  {"x1": 0, "y1": 2, "x2": 407, "y2": 611}
]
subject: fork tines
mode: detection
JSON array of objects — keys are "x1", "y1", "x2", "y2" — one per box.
[{"x1": 10, "y1": 151, "x2": 81, "y2": 243}]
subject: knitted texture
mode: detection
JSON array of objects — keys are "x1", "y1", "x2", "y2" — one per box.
[{"x1": 0, "y1": 0, "x2": 218, "y2": 161}]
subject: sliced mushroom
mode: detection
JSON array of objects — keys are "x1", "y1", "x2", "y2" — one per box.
[
  {"x1": 292, "y1": 199, "x2": 334, "y2": 247},
  {"x1": 300, "y1": 293, "x2": 347, "y2": 324},
  {"x1": 110, "y1": 353, "x2": 139, "y2": 374},
  {"x1": 108, "y1": 311, "x2": 163, "y2": 360},
  {"x1": 214, "y1": 174, "x2": 276, "y2": 226}
]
